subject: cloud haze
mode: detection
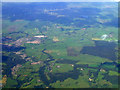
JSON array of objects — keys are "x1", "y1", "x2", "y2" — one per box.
[{"x1": 1, "y1": 0, "x2": 118, "y2": 2}]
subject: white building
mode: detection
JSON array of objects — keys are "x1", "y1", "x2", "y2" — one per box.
[{"x1": 101, "y1": 34, "x2": 108, "y2": 40}]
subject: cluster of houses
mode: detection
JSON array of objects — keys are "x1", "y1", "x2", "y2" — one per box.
[
  {"x1": 26, "y1": 40, "x2": 41, "y2": 44},
  {"x1": 13, "y1": 38, "x2": 29, "y2": 46},
  {"x1": 11, "y1": 64, "x2": 22, "y2": 76},
  {"x1": 11, "y1": 35, "x2": 47, "y2": 46},
  {"x1": 14, "y1": 51, "x2": 33, "y2": 62},
  {"x1": 31, "y1": 61, "x2": 41, "y2": 65}
]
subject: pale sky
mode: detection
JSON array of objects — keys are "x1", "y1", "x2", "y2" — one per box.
[{"x1": 1, "y1": 0, "x2": 120, "y2": 2}]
